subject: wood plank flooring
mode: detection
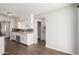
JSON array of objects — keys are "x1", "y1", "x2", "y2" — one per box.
[{"x1": 4, "y1": 38, "x2": 69, "y2": 55}]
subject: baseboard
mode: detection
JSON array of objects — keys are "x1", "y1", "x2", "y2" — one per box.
[{"x1": 46, "y1": 45, "x2": 72, "y2": 55}]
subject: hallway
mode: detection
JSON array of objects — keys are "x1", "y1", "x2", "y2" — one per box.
[{"x1": 4, "y1": 38, "x2": 69, "y2": 55}]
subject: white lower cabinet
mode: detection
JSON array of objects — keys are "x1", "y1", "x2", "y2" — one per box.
[
  {"x1": 27, "y1": 33, "x2": 34, "y2": 45},
  {"x1": 11, "y1": 33, "x2": 16, "y2": 41},
  {"x1": 0, "y1": 37, "x2": 5, "y2": 55},
  {"x1": 20, "y1": 33, "x2": 34, "y2": 45},
  {"x1": 11, "y1": 32, "x2": 34, "y2": 45},
  {"x1": 20, "y1": 36, "x2": 27, "y2": 45}
]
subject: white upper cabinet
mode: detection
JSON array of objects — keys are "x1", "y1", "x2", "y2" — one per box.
[
  {"x1": 17, "y1": 14, "x2": 34, "y2": 29},
  {"x1": 18, "y1": 16, "x2": 29, "y2": 29}
]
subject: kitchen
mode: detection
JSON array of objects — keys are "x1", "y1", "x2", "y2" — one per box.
[{"x1": 0, "y1": 13, "x2": 37, "y2": 55}]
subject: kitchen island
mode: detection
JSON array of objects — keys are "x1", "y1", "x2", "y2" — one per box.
[{"x1": 11, "y1": 29, "x2": 35, "y2": 45}]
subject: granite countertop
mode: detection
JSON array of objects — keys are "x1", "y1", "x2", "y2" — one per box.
[
  {"x1": 12, "y1": 29, "x2": 33, "y2": 36},
  {"x1": 12, "y1": 29, "x2": 33, "y2": 32}
]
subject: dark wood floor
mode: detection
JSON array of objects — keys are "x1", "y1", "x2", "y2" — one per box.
[{"x1": 4, "y1": 38, "x2": 69, "y2": 55}]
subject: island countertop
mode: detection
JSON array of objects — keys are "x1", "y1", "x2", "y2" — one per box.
[
  {"x1": 11, "y1": 28, "x2": 33, "y2": 36},
  {"x1": 12, "y1": 28, "x2": 33, "y2": 32},
  {"x1": 11, "y1": 29, "x2": 34, "y2": 45}
]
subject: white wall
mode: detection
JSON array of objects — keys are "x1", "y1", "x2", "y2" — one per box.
[
  {"x1": 36, "y1": 4, "x2": 78, "y2": 54},
  {"x1": 33, "y1": 17, "x2": 38, "y2": 44},
  {"x1": 77, "y1": 6, "x2": 79, "y2": 55}
]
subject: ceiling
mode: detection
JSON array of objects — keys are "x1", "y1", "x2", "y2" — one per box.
[{"x1": 0, "y1": 3, "x2": 72, "y2": 16}]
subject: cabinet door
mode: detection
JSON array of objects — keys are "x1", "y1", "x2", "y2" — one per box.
[
  {"x1": 11, "y1": 32, "x2": 16, "y2": 40},
  {"x1": 21, "y1": 36, "x2": 27, "y2": 45},
  {"x1": 0, "y1": 37, "x2": 4, "y2": 55},
  {"x1": 12, "y1": 34, "x2": 16, "y2": 41},
  {"x1": 27, "y1": 34, "x2": 34, "y2": 45}
]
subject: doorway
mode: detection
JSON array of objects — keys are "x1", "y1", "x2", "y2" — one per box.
[{"x1": 37, "y1": 21, "x2": 41, "y2": 42}]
